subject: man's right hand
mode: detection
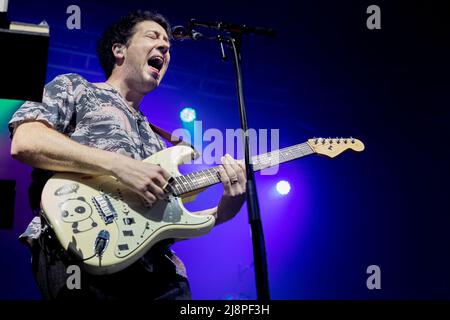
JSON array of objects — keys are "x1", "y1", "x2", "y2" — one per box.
[
  {"x1": 11, "y1": 122, "x2": 172, "y2": 206},
  {"x1": 111, "y1": 157, "x2": 172, "y2": 205}
]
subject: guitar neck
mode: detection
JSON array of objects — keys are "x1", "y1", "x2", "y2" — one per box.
[{"x1": 171, "y1": 142, "x2": 315, "y2": 196}]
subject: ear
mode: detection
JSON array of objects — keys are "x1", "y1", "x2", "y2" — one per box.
[{"x1": 112, "y1": 43, "x2": 126, "y2": 59}]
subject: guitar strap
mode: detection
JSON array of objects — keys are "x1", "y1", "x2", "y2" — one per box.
[{"x1": 149, "y1": 122, "x2": 200, "y2": 160}]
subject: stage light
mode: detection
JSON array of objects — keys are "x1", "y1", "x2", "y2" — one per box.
[
  {"x1": 0, "y1": 99, "x2": 23, "y2": 135},
  {"x1": 276, "y1": 180, "x2": 291, "y2": 195},
  {"x1": 180, "y1": 107, "x2": 196, "y2": 123}
]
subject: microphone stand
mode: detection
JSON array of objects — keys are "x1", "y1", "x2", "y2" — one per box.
[
  {"x1": 216, "y1": 32, "x2": 270, "y2": 301},
  {"x1": 175, "y1": 19, "x2": 275, "y2": 300}
]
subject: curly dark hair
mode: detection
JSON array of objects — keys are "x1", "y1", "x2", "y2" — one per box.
[{"x1": 97, "y1": 10, "x2": 172, "y2": 78}]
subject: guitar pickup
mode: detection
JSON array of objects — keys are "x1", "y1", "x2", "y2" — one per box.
[{"x1": 92, "y1": 194, "x2": 117, "y2": 224}]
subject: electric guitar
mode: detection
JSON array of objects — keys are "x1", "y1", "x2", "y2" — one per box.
[{"x1": 41, "y1": 137, "x2": 364, "y2": 275}]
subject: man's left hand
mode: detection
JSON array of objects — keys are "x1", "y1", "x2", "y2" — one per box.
[{"x1": 216, "y1": 154, "x2": 247, "y2": 225}]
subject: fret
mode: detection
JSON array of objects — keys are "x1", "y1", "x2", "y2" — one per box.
[
  {"x1": 185, "y1": 174, "x2": 194, "y2": 190},
  {"x1": 172, "y1": 142, "x2": 315, "y2": 197},
  {"x1": 200, "y1": 170, "x2": 210, "y2": 186},
  {"x1": 195, "y1": 172, "x2": 209, "y2": 188},
  {"x1": 205, "y1": 169, "x2": 217, "y2": 185},
  {"x1": 206, "y1": 169, "x2": 218, "y2": 185},
  {"x1": 185, "y1": 174, "x2": 196, "y2": 190},
  {"x1": 193, "y1": 174, "x2": 202, "y2": 189},
  {"x1": 174, "y1": 183, "x2": 184, "y2": 196},
  {"x1": 287, "y1": 148, "x2": 295, "y2": 160},
  {"x1": 180, "y1": 175, "x2": 191, "y2": 192},
  {"x1": 189, "y1": 174, "x2": 197, "y2": 189},
  {"x1": 209, "y1": 168, "x2": 220, "y2": 184},
  {"x1": 253, "y1": 143, "x2": 314, "y2": 171},
  {"x1": 178, "y1": 175, "x2": 186, "y2": 188},
  {"x1": 172, "y1": 177, "x2": 185, "y2": 196},
  {"x1": 293, "y1": 148, "x2": 302, "y2": 159},
  {"x1": 253, "y1": 154, "x2": 264, "y2": 168},
  {"x1": 180, "y1": 176, "x2": 189, "y2": 192},
  {"x1": 200, "y1": 168, "x2": 217, "y2": 187}
]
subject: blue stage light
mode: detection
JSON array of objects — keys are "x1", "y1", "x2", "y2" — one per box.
[
  {"x1": 180, "y1": 107, "x2": 196, "y2": 123},
  {"x1": 276, "y1": 180, "x2": 291, "y2": 195}
]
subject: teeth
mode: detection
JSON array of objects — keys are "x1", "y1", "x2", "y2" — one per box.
[{"x1": 149, "y1": 56, "x2": 163, "y2": 63}]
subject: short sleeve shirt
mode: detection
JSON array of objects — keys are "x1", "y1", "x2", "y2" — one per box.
[
  {"x1": 9, "y1": 73, "x2": 167, "y2": 159},
  {"x1": 8, "y1": 73, "x2": 187, "y2": 278}
]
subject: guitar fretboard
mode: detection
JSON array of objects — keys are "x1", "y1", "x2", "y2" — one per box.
[{"x1": 171, "y1": 142, "x2": 314, "y2": 196}]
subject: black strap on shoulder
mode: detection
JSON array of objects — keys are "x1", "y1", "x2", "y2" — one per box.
[{"x1": 149, "y1": 122, "x2": 199, "y2": 159}]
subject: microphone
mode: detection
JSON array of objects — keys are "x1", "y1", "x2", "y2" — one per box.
[
  {"x1": 189, "y1": 19, "x2": 276, "y2": 37},
  {"x1": 171, "y1": 25, "x2": 204, "y2": 41}
]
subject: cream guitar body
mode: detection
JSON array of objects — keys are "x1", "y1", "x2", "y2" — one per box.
[{"x1": 41, "y1": 145, "x2": 215, "y2": 275}]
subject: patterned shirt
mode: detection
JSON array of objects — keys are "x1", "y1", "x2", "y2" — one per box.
[{"x1": 8, "y1": 73, "x2": 187, "y2": 278}]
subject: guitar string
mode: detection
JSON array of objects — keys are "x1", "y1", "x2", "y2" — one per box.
[{"x1": 171, "y1": 142, "x2": 315, "y2": 196}]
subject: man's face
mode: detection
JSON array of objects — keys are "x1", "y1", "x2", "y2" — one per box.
[{"x1": 121, "y1": 20, "x2": 171, "y2": 93}]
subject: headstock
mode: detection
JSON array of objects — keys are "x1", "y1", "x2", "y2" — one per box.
[{"x1": 307, "y1": 137, "x2": 365, "y2": 158}]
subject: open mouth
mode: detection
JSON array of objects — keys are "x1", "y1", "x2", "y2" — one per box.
[{"x1": 147, "y1": 56, "x2": 164, "y2": 74}]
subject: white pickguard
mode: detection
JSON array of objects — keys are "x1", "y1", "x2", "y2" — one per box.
[{"x1": 41, "y1": 145, "x2": 216, "y2": 275}]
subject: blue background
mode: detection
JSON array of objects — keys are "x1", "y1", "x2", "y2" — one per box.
[{"x1": 0, "y1": 0, "x2": 449, "y2": 299}]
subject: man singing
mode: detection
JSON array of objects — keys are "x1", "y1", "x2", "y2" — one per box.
[{"x1": 9, "y1": 10, "x2": 246, "y2": 300}]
